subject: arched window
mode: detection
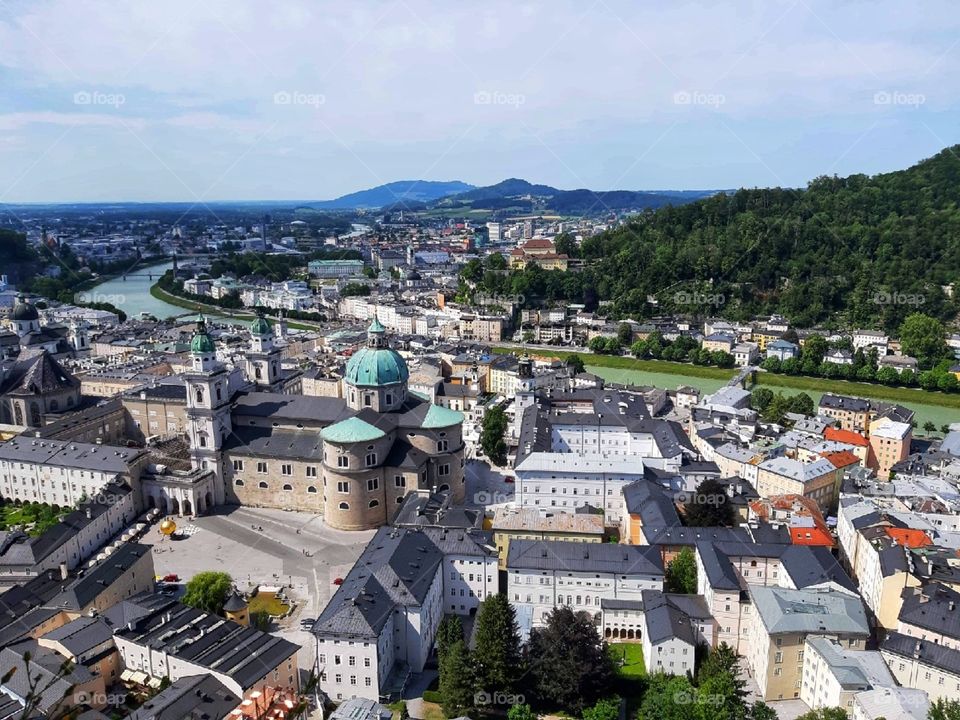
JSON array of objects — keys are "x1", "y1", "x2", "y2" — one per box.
[
  {"x1": 30, "y1": 403, "x2": 40, "y2": 426},
  {"x1": 195, "y1": 387, "x2": 204, "y2": 403},
  {"x1": 307, "y1": 486, "x2": 317, "y2": 494},
  {"x1": 282, "y1": 484, "x2": 293, "y2": 491},
  {"x1": 49, "y1": 400, "x2": 58, "y2": 412},
  {"x1": 369, "y1": 500, "x2": 380, "y2": 508},
  {"x1": 235, "y1": 479, "x2": 244, "y2": 486},
  {"x1": 338, "y1": 502, "x2": 349, "y2": 510},
  {"x1": 258, "y1": 481, "x2": 268, "y2": 489}
]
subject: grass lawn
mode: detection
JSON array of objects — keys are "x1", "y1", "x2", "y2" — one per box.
[
  {"x1": 248, "y1": 592, "x2": 289, "y2": 617},
  {"x1": 0, "y1": 502, "x2": 69, "y2": 536},
  {"x1": 493, "y1": 345, "x2": 960, "y2": 411},
  {"x1": 609, "y1": 643, "x2": 646, "y2": 677},
  {"x1": 421, "y1": 701, "x2": 446, "y2": 720}
]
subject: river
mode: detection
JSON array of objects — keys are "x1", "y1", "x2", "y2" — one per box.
[{"x1": 77, "y1": 260, "x2": 185, "y2": 319}]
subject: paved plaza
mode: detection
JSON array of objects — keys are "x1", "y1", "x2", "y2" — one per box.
[{"x1": 142, "y1": 505, "x2": 375, "y2": 675}]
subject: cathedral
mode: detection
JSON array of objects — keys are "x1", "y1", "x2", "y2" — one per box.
[
  {"x1": 0, "y1": 295, "x2": 81, "y2": 427},
  {"x1": 182, "y1": 314, "x2": 466, "y2": 530}
]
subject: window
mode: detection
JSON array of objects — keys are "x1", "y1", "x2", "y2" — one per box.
[
  {"x1": 307, "y1": 486, "x2": 318, "y2": 493},
  {"x1": 364, "y1": 395, "x2": 372, "y2": 407},
  {"x1": 367, "y1": 477, "x2": 379, "y2": 491},
  {"x1": 233, "y1": 460, "x2": 244, "y2": 471},
  {"x1": 235, "y1": 479, "x2": 244, "y2": 486},
  {"x1": 259, "y1": 481, "x2": 268, "y2": 489},
  {"x1": 337, "y1": 481, "x2": 350, "y2": 494},
  {"x1": 365, "y1": 453, "x2": 377, "y2": 467},
  {"x1": 337, "y1": 456, "x2": 349, "y2": 468},
  {"x1": 339, "y1": 502, "x2": 349, "y2": 510},
  {"x1": 306, "y1": 466, "x2": 318, "y2": 477},
  {"x1": 257, "y1": 462, "x2": 267, "y2": 474},
  {"x1": 369, "y1": 500, "x2": 380, "y2": 508},
  {"x1": 282, "y1": 464, "x2": 292, "y2": 476},
  {"x1": 439, "y1": 463, "x2": 450, "y2": 476},
  {"x1": 437, "y1": 440, "x2": 448, "y2": 452},
  {"x1": 282, "y1": 484, "x2": 293, "y2": 491},
  {"x1": 395, "y1": 475, "x2": 405, "y2": 488}
]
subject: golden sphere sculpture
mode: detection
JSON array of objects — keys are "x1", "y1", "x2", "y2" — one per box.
[{"x1": 159, "y1": 519, "x2": 177, "y2": 536}]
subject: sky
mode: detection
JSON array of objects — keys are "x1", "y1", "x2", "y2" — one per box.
[{"x1": 0, "y1": 0, "x2": 958, "y2": 202}]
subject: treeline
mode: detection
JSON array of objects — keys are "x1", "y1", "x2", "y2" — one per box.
[
  {"x1": 464, "y1": 145, "x2": 960, "y2": 330},
  {"x1": 208, "y1": 248, "x2": 361, "y2": 282}
]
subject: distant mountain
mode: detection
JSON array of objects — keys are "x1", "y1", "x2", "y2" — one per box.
[
  {"x1": 312, "y1": 180, "x2": 475, "y2": 209},
  {"x1": 432, "y1": 178, "x2": 721, "y2": 214}
]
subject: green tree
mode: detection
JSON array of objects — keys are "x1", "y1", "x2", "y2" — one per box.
[
  {"x1": 683, "y1": 479, "x2": 735, "y2": 527},
  {"x1": 527, "y1": 606, "x2": 614, "y2": 713},
  {"x1": 749, "y1": 702, "x2": 779, "y2": 720},
  {"x1": 439, "y1": 639, "x2": 474, "y2": 717},
  {"x1": 900, "y1": 312, "x2": 950, "y2": 369},
  {"x1": 665, "y1": 547, "x2": 698, "y2": 594},
  {"x1": 638, "y1": 672, "x2": 698, "y2": 720},
  {"x1": 617, "y1": 323, "x2": 634, "y2": 346},
  {"x1": 930, "y1": 698, "x2": 960, "y2": 720},
  {"x1": 582, "y1": 697, "x2": 620, "y2": 720},
  {"x1": 508, "y1": 704, "x2": 538, "y2": 720},
  {"x1": 923, "y1": 421, "x2": 937, "y2": 433},
  {"x1": 795, "y1": 708, "x2": 847, "y2": 720},
  {"x1": 480, "y1": 406, "x2": 509, "y2": 466},
  {"x1": 473, "y1": 594, "x2": 522, "y2": 695},
  {"x1": 436, "y1": 615, "x2": 464, "y2": 661},
  {"x1": 588, "y1": 336, "x2": 610, "y2": 353},
  {"x1": 182, "y1": 571, "x2": 234, "y2": 614},
  {"x1": 566, "y1": 354, "x2": 585, "y2": 375},
  {"x1": 751, "y1": 387, "x2": 774, "y2": 412}
]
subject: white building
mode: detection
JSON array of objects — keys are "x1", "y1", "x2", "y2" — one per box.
[
  {"x1": 0, "y1": 437, "x2": 147, "y2": 507},
  {"x1": 506, "y1": 539, "x2": 663, "y2": 628},
  {"x1": 800, "y1": 636, "x2": 897, "y2": 714},
  {"x1": 314, "y1": 526, "x2": 496, "y2": 702}
]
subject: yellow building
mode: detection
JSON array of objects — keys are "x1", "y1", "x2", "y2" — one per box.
[{"x1": 492, "y1": 507, "x2": 604, "y2": 568}]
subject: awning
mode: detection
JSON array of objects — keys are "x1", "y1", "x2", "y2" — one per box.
[
  {"x1": 130, "y1": 671, "x2": 149, "y2": 685},
  {"x1": 120, "y1": 669, "x2": 135, "y2": 682},
  {"x1": 147, "y1": 677, "x2": 163, "y2": 689}
]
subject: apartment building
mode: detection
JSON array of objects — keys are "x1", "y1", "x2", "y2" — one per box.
[
  {"x1": 506, "y1": 539, "x2": 664, "y2": 627},
  {"x1": 745, "y1": 586, "x2": 869, "y2": 701}
]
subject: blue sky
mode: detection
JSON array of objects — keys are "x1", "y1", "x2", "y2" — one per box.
[{"x1": 0, "y1": 0, "x2": 957, "y2": 202}]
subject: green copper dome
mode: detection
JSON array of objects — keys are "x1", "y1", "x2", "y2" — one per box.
[
  {"x1": 344, "y1": 317, "x2": 408, "y2": 387},
  {"x1": 345, "y1": 346, "x2": 409, "y2": 387},
  {"x1": 250, "y1": 312, "x2": 272, "y2": 336},
  {"x1": 190, "y1": 315, "x2": 216, "y2": 354}
]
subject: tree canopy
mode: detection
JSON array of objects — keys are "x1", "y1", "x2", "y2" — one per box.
[{"x1": 182, "y1": 571, "x2": 234, "y2": 615}]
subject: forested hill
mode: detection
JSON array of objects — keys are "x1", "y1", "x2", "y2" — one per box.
[{"x1": 474, "y1": 145, "x2": 960, "y2": 330}]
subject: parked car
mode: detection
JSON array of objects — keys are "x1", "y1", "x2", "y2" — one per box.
[
  {"x1": 300, "y1": 617, "x2": 316, "y2": 627},
  {"x1": 333, "y1": 577, "x2": 344, "y2": 586},
  {"x1": 163, "y1": 574, "x2": 179, "y2": 583}
]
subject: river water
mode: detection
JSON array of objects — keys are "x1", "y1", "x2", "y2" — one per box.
[{"x1": 77, "y1": 260, "x2": 184, "y2": 319}]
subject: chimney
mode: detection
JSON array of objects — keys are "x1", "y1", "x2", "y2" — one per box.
[{"x1": 59, "y1": 562, "x2": 68, "y2": 581}]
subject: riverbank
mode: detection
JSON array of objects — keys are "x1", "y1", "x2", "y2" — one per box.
[
  {"x1": 496, "y1": 345, "x2": 960, "y2": 412},
  {"x1": 149, "y1": 283, "x2": 317, "y2": 331}
]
